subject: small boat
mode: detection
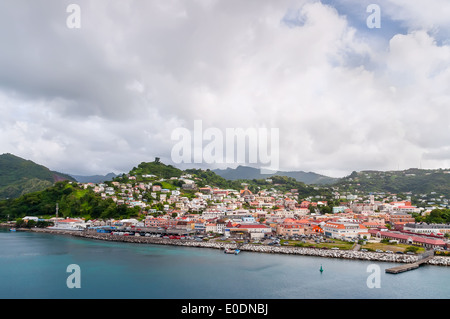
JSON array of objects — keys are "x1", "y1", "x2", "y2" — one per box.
[
  {"x1": 224, "y1": 248, "x2": 240, "y2": 255},
  {"x1": 9, "y1": 228, "x2": 16, "y2": 232}
]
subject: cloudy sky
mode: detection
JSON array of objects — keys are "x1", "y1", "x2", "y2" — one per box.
[{"x1": 1, "y1": 0, "x2": 450, "y2": 178}]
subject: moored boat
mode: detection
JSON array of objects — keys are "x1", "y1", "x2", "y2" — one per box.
[{"x1": 224, "y1": 248, "x2": 240, "y2": 255}]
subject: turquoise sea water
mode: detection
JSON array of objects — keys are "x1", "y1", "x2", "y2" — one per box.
[{"x1": 0, "y1": 229, "x2": 449, "y2": 299}]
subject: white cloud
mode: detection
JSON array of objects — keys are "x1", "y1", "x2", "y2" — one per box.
[{"x1": 0, "y1": 0, "x2": 449, "y2": 177}]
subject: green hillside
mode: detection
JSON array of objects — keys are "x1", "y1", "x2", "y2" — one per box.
[
  {"x1": 0, "y1": 153, "x2": 75, "y2": 199},
  {"x1": 0, "y1": 180, "x2": 137, "y2": 221},
  {"x1": 127, "y1": 158, "x2": 183, "y2": 179},
  {"x1": 335, "y1": 168, "x2": 450, "y2": 198}
]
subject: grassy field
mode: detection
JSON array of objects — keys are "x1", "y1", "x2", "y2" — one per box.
[
  {"x1": 362, "y1": 242, "x2": 425, "y2": 253},
  {"x1": 280, "y1": 239, "x2": 355, "y2": 250}
]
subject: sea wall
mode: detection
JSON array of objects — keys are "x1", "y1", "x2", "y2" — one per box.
[{"x1": 22, "y1": 228, "x2": 450, "y2": 266}]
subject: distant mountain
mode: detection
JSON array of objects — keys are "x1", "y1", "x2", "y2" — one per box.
[
  {"x1": 335, "y1": 168, "x2": 450, "y2": 198},
  {"x1": 0, "y1": 153, "x2": 76, "y2": 199},
  {"x1": 70, "y1": 172, "x2": 118, "y2": 184},
  {"x1": 213, "y1": 165, "x2": 338, "y2": 185}
]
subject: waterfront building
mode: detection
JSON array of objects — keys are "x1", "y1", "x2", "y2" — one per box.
[
  {"x1": 144, "y1": 217, "x2": 166, "y2": 228},
  {"x1": 276, "y1": 219, "x2": 305, "y2": 236},
  {"x1": 48, "y1": 218, "x2": 87, "y2": 231},
  {"x1": 120, "y1": 218, "x2": 140, "y2": 227},
  {"x1": 369, "y1": 229, "x2": 447, "y2": 249},
  {"x1": 323, "y1": 221, "x2": 369, "y2": 239},
  {"x1": 225, "y1": 223, "x2": 271, "y2": 239},
  {"x1": 403, "y1": 222, "x2": 450, "y2": 236}
]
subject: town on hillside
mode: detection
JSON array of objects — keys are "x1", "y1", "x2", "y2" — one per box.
[{"x1": 18, "y1": 171, "x2": 450, "y2": 254}]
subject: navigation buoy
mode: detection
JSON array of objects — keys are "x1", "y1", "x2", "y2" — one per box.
[{"x1": 320, "y1": 265, "x2": 323, "y2": 273}]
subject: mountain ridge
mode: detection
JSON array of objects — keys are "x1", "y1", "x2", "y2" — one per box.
[
  {"x1": 212, "y1": 165, "x2": 338, "y2": 185},
  {"x1": 2, "y1": 153, "x2": 449, "y2": 200},
  {"x1": 335, "y1": 168, "x2": 450, "y2": 198}
]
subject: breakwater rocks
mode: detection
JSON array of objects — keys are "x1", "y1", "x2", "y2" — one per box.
[{"x1": 24, "y1": 228, "x2": 450, "y2": 266}]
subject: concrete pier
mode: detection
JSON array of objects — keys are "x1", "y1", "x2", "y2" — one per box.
[{"x1": 385, "y1": 254, "x2": 435, "y2": 274}]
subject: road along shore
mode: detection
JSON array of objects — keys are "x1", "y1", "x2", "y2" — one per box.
[{"x1": 18, "y1": 227, "x2": 450, "y2": 266}]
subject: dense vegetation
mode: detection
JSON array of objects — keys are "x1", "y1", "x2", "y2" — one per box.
[
  {"x1": 127, "y1": 158, "x2": 182, "y2": 179},
  {"x1": 0, "y1": 153, "x2": 75, "y2": 200},
  {"x1": 184, "y1": 168, "x2": 242, "y2": 190},
  {"x1": 0, "y1": 181, "x2": 140, "y2": 221},
  {"x1": 335, "y1": 168, "x2": 450, "y2": 198},
  {"x1": 414, "y1": 208, "x2": 450, "y2": 224}
]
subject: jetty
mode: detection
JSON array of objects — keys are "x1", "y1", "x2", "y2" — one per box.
[{"x1": 385, "y1": 250, "x2": 435, "y2": 274}]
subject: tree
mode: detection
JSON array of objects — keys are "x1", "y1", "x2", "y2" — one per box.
[
  {"x1": 405, "y1": 246, "x2": 419, "y2": 254},
  {"x1": 27, "y1": 220, "x2": 37, "y2": 228},
  {"x1": 320, "y1": 205, "x2": 331, "y2": 215},
  {"x1": 15, "y1": 218, "x2": 24, "y2": 228}
]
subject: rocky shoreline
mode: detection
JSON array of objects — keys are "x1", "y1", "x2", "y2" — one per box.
[{"x1": 18, "y1": 227, "x2": 450, "y2": 266}]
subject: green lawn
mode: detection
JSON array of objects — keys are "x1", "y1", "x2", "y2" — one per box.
[
  {"x1": 362, "y1": 242, "x2": 425, "y2": 253},
  {"x1": 281, "y1": 239, "x2": 355, "y2": 250}
]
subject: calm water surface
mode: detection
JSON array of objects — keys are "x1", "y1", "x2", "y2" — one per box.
[{"x1": 0, "y1": 229, "x2": 449, "y2": 299}]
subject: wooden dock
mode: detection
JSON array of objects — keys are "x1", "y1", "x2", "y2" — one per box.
[{"x1": 385, "y1": 255, "x2": 434, "y2": 274}]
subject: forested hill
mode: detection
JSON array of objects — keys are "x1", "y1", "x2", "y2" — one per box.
[
  {"x1": 0, "y1": 153, "x2": 75, "y2": 200},
  {"x1": 334, "y1": 168, "x2": 450, "y2": 198}
]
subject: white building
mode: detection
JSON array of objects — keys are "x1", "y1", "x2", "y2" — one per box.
[
  {"x1": 49, "y1": 218, "x2": 87, "y2": 231},
  {"x1": 403, "y1": 223, "x2": 450, "y2": 236},
  {"x1": 323, "y1": 222, "x2": 370, "y2": 239}
]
